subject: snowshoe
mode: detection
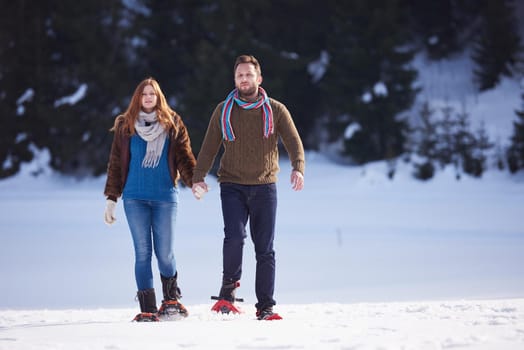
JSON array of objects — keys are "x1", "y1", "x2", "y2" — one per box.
[
  {"x1": 158, "y1": 300, "x2": 188, "y2": 320},
  {"x1": 211, "y1": 298, "x2": 242, "y2": 314},
  {"x1": 133, "y1": 312, "x2": 160, "y2": 322},
  {"x1": 256, "y1": 307, "x2": 282, "y2": 321}
]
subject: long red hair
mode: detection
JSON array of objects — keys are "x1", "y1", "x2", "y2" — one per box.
[{"x1": 111, "y1": 77, "x2": 178, "y2": 134}]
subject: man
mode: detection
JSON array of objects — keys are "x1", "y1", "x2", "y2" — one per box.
[{"x1": 192, "y1": 54, "x2": 305, "y2": 321}]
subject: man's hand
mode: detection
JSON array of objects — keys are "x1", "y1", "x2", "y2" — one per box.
[
  {"x1": 192, "y1": 182, "x2": 209, "y2": 200},
  {"x1": 291, "y1": 170, "x2": 304, "y2": 191}
]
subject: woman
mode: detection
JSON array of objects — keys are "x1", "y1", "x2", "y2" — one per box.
[{"x1": 103, "y1": 77, "x2": 196, "y2": 322}]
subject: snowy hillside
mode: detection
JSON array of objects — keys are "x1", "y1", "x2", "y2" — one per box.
[{"x1": 411, "y1": 51, "x2": 522, "y2": 148}]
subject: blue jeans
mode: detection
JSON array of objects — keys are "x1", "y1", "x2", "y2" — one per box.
[
  {"x1": 123, "y1": 199, "x2": 178, "y2": 291},
  {"x1": 220, "y1": 183, "x2": 277, "y2": 310}
]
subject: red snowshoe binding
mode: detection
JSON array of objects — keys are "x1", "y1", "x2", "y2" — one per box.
[
  {"x1": 211, "y1": 298, "x2": 243, "y2": 314},
  {"x1": 211, "y1": 279, "x2": 244, "y2": 314}
]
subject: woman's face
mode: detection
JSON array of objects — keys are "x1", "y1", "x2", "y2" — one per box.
[{"x1": 141, "y1": 84, "x2": 157, "y2": 112}]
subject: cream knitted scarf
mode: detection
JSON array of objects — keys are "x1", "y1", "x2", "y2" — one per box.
[{"x1": 135, "y1": 111, "x2": 167, "y2": 168}]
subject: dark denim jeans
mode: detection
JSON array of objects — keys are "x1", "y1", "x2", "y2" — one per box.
[
  {"x1": 123, "y1": 199, "x2": 178, "y2": 291},
  {"x1": 220, "y1": 182, "x2": 277, "y2": 310}
]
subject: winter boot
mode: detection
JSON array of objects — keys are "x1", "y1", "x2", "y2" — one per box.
[
  {"x1": 158, "y1": 274, "x2": 188, "y2": 320},
  {"x1": 133, "y1": 288, "x2": 159, "y2": 322},
  {"x1": 256, "y1": 306, "x2": 282, "y2": 321},
  {"x1": 218, "y1": 279, "x2": 239, "y2": 302},
  {"x1": 211, "y1": 279, "x2": 242, "y2": 314}
]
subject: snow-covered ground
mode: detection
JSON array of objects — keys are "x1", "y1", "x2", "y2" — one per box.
[
  {"x1": 1, "y1": 40, "x2": 524, "y2": 349},
  {"x1": 0, "y1": 152, "x2": 523, "y2": 349},
  {"x1": 1, "y1": 299, "x2": 523, "y2": 350}
]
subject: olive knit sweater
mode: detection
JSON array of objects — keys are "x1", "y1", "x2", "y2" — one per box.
[{"x1": 193, "y1": 98, "x2": 305, "y2": 185}]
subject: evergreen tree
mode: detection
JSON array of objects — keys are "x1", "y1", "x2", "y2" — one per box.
[
  {"x1": 410, "y1": 102, "x2": 439, "y2": 180},
  {"x1": 0, "y1": 0, "x2": 136, "y2": 178},
  {"x1": 320, "y1": 0, "x2": 418, "y2": 164},
  {"x1": 247, "y1": 0, "x2": 329, "y2": 150},
  {"x1": 403, "y1": 0, "x2": 480, "y2": 59},
  {"x1": 181, "y1": 0, "x2": 275, "y2": 151},
  {"x1": 3, "y1": 0, "x2": 514, "y2": 179},
  {"x1": 0, "y1": 1, "x2": 43, "y2": 178},
  {"x1": 130, "y1": 0, "x2": 222, "y2": 151},
  {"x1": 434, "y1": 105, "x2": 493, "y2": 178},
  {"x1": 434, "y1": 105, "x2": 456, "y2": 168},
  {"x1": 133, "y1": 0, "x2": 329, "y2": 153},
  {"x1": 472, "y1": 0, "x2": 522, "y2": 91},
  {"x1": 452, "y1": 109, "x2": 474, "y2": 178},
  {"x1": 409, "y1": 102, "x2": 493, "y2": 179},
  {"x1": 494, "y1": 137, "x2": 507, "y2": 171},
  {"x1": 507, "y1": 92, "x2": 524, "y2": 172},
  {"x1": 466, "y1": 120, "x2": 493, "y2": 177},
  {"x1": 47, "y1": 1, "x2": 139, "y2": 176}
]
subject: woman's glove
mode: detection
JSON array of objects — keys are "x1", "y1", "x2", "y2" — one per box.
[{"x1": 104, "y1": 199, "x2": 117, "y2": 225}]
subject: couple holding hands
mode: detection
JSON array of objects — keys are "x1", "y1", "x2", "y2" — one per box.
[{"x1": 103, "y1": 55, "x2": 305, "y2": 322}]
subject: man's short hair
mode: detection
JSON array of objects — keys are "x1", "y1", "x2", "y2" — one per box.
[{"x1": 234, "y1": 55, "x2": 262, "y2": 76}]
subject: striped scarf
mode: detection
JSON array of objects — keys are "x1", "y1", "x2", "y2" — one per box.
[{"x1": 220, "y1": 87, "x2": 273, "y2": 141}]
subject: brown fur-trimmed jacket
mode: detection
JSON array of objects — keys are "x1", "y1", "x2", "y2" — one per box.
[{"x1": 104, "y1": 113, "x2": 196, "y2": 202}]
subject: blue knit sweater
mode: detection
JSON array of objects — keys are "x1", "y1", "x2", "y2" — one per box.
[{"x1": 122, "y1": 135, "x2": 177, "y2": 202}]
